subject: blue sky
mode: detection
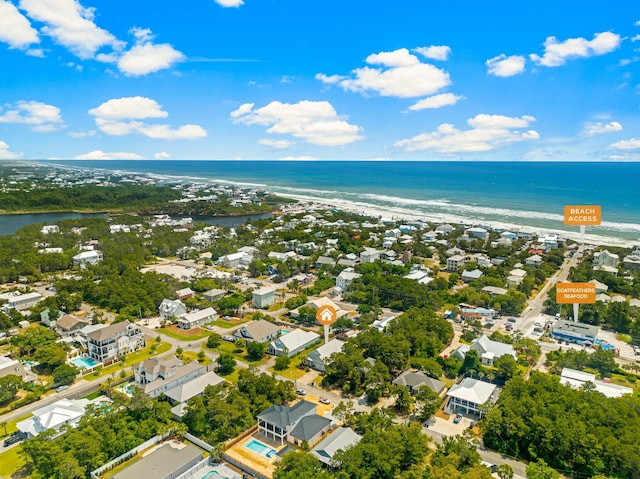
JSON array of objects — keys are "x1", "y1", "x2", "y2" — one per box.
[{"x1": 0, "y1": 0, "x2": 639, "y2": 161}]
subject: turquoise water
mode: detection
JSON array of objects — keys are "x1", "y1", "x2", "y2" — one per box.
[
  {"x1": 245, "y1": 439, "x2": 276, "y2": 458},
  {"x1": 279, "y1": 329, "x2": 290, "y2": 335},
  {"x1": 202, "y1": 471, "x2": 225, "y2": 479},
  {"x1": 38, "y1": 160, "x2": 640, "y2": 243},
  {"x1": 70, "y1": 356, "x2": 101, "y2": 369}
]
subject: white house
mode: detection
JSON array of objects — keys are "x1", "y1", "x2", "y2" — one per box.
[
  {"x1": 253, "y1": 286, "x2": 276, "y2": 308},
  {"x1": 234, "y1": 319, "x2": 280, "y2": 343},
  {"x1": 360, "y1": 247, "x2": 381, "y2": 263},
  {"x1": 0, "y1": 355, "x2": 28, "y2": 380},
  {"x1": 593, "y1": 250, "x2": 619, "y2": 269},
  {"x1": 311, "y1": 427, "x2": 362, "y2": 466},
  {"x1": 560, "y1": 368, "x2": 632, "y2": 398},
  {"x1": 269, "y1": 328, "x2": 320, "y2": 357},
  {"x1": 41, "y1": 225, "x2": 60, "y2": 235},
  {"x1": 336, "y1": 268, "x2": 361, "y2": 291},
  {"x1": 517, "y1": 227, "x2": 539, "y2": 241},
  {"x1": 158, "y1": 299, "x2": 187, "y2": 321},
  {"x1": 0, "y1": 291, "x2": 42, "y2": 312},
  {"x1": 86, "y1": 321, "x2": 144, "y2": 363},
  {"x1": 404, "y1": 269, "x2": 432, "y2": 285},
  {"x1": 446, "y1": 254, "x2": 467, "y2": 271},
  {"x1": 72, "y1": 250, "x2": 103, "y2": 267},
  {"x1": 17, "y1": 398, "x2": 90, "y2": 438},
  {"x1": 461, "y1": 269, "x2": 483, "y2": 283},
  {"x1": 525, "y1": 254, "x2": 543, "y2": 267},
  {"x1": 466, "y1": 227, "x2": 488, "y2": 240},
  {"x1": 446, "y1": 378, "x2": 498, "y2": 417},
  {"x1": 177, "y1": 307, "x2": 217, "y2": 330},
  {"x1": 305, "y1": 339, "x2": 344, "y2": 372},
  {"x1": 470, "y1": 335, "x2": 517, "y2": 366}
]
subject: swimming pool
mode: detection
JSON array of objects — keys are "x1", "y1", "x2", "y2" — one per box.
[
  {"x1": 70, "y1": 356, "x2": 101, "y2": 369},
  {"x1": 245, "y1": 439, "x2": 276, "y2": 458}
]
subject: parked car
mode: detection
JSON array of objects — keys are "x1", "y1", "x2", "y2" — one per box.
[
  {"x1": 319, "y1": 397, "x2": 331, "y2": 404},
  {"x1": 507, "y1": 317, "x2": 517, "y2": 323},
  {"x1": 55, "y1": 385, "x2": 69, "y2": 393},
  {"x1": 222, "y1": 335, "x2": 235, "y2": 342},
  {"x1": 505, "y1": 324, "x2": 513, "y2": 331},
  {"x1": 296, "y1": 388, "x2": 306, "y2": 396},
  {"x1": 3, "y1": 434, "x2": 22, "y2": 447},
  {"x1": 453, "y1": 413, "x2": 463, "y2": 424}
]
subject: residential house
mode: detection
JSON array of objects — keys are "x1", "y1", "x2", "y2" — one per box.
[
  {"x1": 133, "y1": 356, "x2": 183, "y2": 385},
  {"x1": 470, "y1": 335, "x2": 517, "y2": 366},
  {"x1": 257, "y1": 400, "x2": 332, "y2": 446},
  {"x1": 109, "y1": 443, "x2": 203, "y2": 479},
  {"x1": 435, "y1": 224, "x2": 454, "y2": 234},
  {"x1": 372, "y1": 315, "x2": 396, "y2": 332},
  {"x1": 336, "y1": 268, "x2": 361, "y2": 291},
  {"x1": 592, "y1": 279, "x2": 608, "y2": 294},
  {"x1": 316, "y1": 256, "x2": 336, "y2": 269},
  {"x1": 500, "y1": 231, "x2": 517, "y2": 240},
  {"x1": 538, "y1": 234, "x2": 559, "y2": 250},
  {"x1": 218, "y1": 251, "x2": 253, "y2": 269},
  {"x1": 404, "y1": 269, "x2": 432, "y2": 285},
  {"x1": 158, "y1": 299, "x2": 187, "y2": 321},
  {"x1": 269, "y1": 328, "x2": 320, "y2": 357},
  {"x1": 560, "y1": 368, "x2": 632, "y2": 398},
  {"x1": 234, "y1": 319, "x2": 280, "y2": 343},
  {"x1": 137, "y1": 361, "x2": 210, "y2": 398},
  {"x1": 466, "y1": 227, "x2": 489, "y2": 240},
  {"x1": 311, "y1": 427, "x2": 362, "y2": 467},
  {"x1": 305, "y1": 339, "x2": 344, "y2": 372},
  {"x1": 165, "y1": 370, "x2": 225, "y2": 417},
  {"x1": 41, "y1": 225, "x2": 59, "y2": 234},
  {"x1": 17, "y1": 398, "x2": 90, "y2": 438},
  {"x1": 506, "y1": 268, "x2": 527, "y2": 288},
  {"x1": 87, "y1": 320, "x2": 144, "y2": 363},
  {"x1": 176, "y1": 288, "x2": 194, "y2": 300},
  {"x1": 481, "y1": 286, "x2": 507, "y2": 297},
  {"x1": 337, "y1": 258, "x2": 357, "y2": 268},
  {"x1": 177, "y1": 307, "x2": 217, "y2": 330},
  {"x1": 446, "y1": 378, "x2": 498, "y2": 417},
  {"x1": 0, "y1": 355, "x2": 28, "y2": 380},
  {"x1": 40, "y1": 308, "x2": 63, "y2": 328},
  {"x1": 252, "y1": 286, "x2": 276, "y2": 308},
  {"x1": 422, "y1": 231, "x2": 437, "y2": 243},
  {"x1": 292, "y1": 297, "x2": 348, "y2": 322},
  {"x1": 594, "y1": 250, "x2": 619, "y2": 269},
  {"x1": 446, "y1": 254, "x2": 467, "y2": 271},
  {"x1": 446, "y1": 247, "x2": 466, "y2": 257},
  {"x1": 392, "y1": 371, "x2": 446, "y2": 396},
  {"x1": 461, "y1": 269, "x2": 483, "y2": 283},
  {"x1": 0, "y1": 291, "x2": 43, "y2": 312},
  {"x1": 450, "y1": 344, "x2": 470, "y2": 362},
  {"x1": 268, "y1": 251, "x2": 297, "y2": 262},
  {"x1": 360, "y1": 247, "x2": 381, "y2": 263},
  {"x1": 525, "y1": 254, "x2": 543, "y2": 267},
  {"x1": 517, "y1": 227, "x2": 539, "y2": 241},
  {"x1": 202, "y1": 288, "x2": 226, "y2": 302},
  {"x1": 56, "y1": 314, "x2": 91, "y2": 336},
  {"x1": 72, "y1": 250, "x2": 103, "y2": 267},
  {"x1": 622, "y1": 254, "x2": 640, "y2": 271}
]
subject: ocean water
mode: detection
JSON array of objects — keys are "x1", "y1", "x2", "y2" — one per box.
[{"x1": 40, "y1": 160, "x2": 640, "y2": 244}]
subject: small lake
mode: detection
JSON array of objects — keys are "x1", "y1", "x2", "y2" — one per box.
[{"x1": 0, "y1": 211, "x2": 274, "y2": 236}]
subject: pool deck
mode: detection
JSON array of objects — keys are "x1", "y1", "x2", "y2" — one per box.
[{"x1": 225, "y1": 433, "x2": 286, "y2": 479}]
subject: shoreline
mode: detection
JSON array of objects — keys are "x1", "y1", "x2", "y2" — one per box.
[{"x1": 278, "y1": 193, "x2": 635, "y2": 248}]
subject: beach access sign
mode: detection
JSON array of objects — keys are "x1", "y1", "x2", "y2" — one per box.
[
  {"x1": 564, "y1": 205, "x2": 601, "y2": 226},
  {"x1": 556, "y1": 282, "x2": 596, "y2": 304},
  {"x1": 316, "y1": 304, "x2": 337, "y2": 325}
]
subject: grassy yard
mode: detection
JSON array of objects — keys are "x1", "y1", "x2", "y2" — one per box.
[
  {"x1": 0, "y1": 413, "x2": 31, "y2": 439},
  {"x1": 86, "y1": 341, "x2": 171, "y2": 381},
  {"x1": 269, "y1": 354, "x2": 308, "y2": 380},
  {"x1": 210, "y1": 317, "x2": 250, "y2": 329},
  {"x1": 157, "y1": 327, "x2": 211, "y2": 341},
  {"x1": 206, "y1": 340, "x2": 271, "y2": 368},
  {"x1": 0, "y1": 445, "x2": 26, "y2": 478}
]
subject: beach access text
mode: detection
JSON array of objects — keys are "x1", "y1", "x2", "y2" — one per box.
[{"x1": 564, "y1": 205, "x2": 601, "y2": 226}]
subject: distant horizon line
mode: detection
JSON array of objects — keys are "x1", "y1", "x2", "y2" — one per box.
[{"x1": 10, "y1": 158, "x2": 640, "y2": 163}]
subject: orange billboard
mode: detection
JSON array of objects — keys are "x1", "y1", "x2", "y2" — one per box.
[
  {"x1": 564, "y1": 205, "x2": 601, "y2": 226},
  {"x1": 556, "y1": 282, "x2": 596, "y2": 304}
]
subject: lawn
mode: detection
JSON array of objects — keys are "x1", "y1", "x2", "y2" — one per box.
[
  {"x1": 0, "y1": 445, "x2": 26, "y2": 478},
  {"x1": 86, "y1": 341, "x2": 171, "y2": 381},
  {"x1": 210, "y1": 317, "x2": 250, "y2": 329},
  {"x1": 157, "y1": 327, "x2": 211, "y2": 341},
  {"x1": 0, "y1": 413, "x2": 31, "y2": 439},
  {"x1": 269, "y1": 354, "x2": 308, "y2": 380},
  {"x1": 206, "y1": 340, "x2": 271, "y2": 367}
]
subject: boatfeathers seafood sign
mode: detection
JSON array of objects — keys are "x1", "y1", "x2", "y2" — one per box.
[
  {"x1": 556, "y1": 282, "x2": 596, "y2": 304},
  {"x1": 563, "y1": 206, "x2": 602, "y2": 226}
]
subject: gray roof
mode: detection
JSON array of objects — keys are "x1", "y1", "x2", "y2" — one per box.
[
  {"x1": 290, "y1": 415, "x2": 332, "y2": 442},
  {"x1": 143, "y1": 361, "x2": 203, "y2": 395},
  {"x1": 471, "y1": 335, "x2": 517, "y2": 359},
  {"x1": 311, "y1": 427, "x2": 362, "y2": 465},
  {"x1": 551, "y1": 319, "x2": 599, "y2": 338},
  {"x1": 257, "y1": 399, "x2": 316, "y2": 429},
  {"x1": 236, "y1": 319, "x2": 280, "y2": 342},
  {"x1": 56, "y1": 314, "x2": 90, "y2": 331},
  {"x1": 87, "y1": 321, "x2": 133, "y2": 342},
  {"x1": 109, "y1": 443, "x2": 202, "y2": 479},
  {"x1": 392, "y1": 371, "x2": 446, "y2": 394},
  {"x1": 134, "y1": 356, "x2": 183, "y2": 377}
]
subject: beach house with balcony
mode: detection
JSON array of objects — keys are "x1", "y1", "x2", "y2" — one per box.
[{"x1": 87, "y1": 320, "x2": 144, "y2": 363}]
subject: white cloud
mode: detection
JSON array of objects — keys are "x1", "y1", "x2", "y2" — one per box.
[
  {"x1": 316, "y1": 48, "x2": 451, "y2": 98},
  {"x1": 19, "y1": 0, "x2": 124, "y2": 59},
  {"x1": 231, "y1": 100, "x2": 364, "y2": 146},
  {"x1": 154, "y1": 151, "x2": 171, "y2": 159},
  {"x1": 0, "y1": 100, "x2": 64, "y2": 131},
  {"x1": 89, "y1": 96, "x2": 168, "y2": 120},
  {"x1": 395, "y1": 114, "x2": 539, "y2": 153},
  {"x1": 409, "y1": 93, "x2": 464, "y2": 111},
  {"x1": 258, "y1": 138, "x2": 294, "y2": 149},
  {"x1": 278, "y1": 156, "x2": 318, "y2": 160},
  {"x1": 414, "y1": 45, "x2": 451, "y2": 61},
  {"x1": 215, "y1": 0, "x2": 244, "y2": 7},
  {"x1": 635, "y1": 20, "x2": 640, "y2": 26},
  {"x1": 116, "y1": 28, "x2": 185, "y2": 76},
  {"x1": 69, "y1": 130, "x2": 95, "y2": 138},
  {"x1": 530, "y1": 31, "x2": 621, "y2": 67},
  {"x1": 609, "y1": 138, "x2": 640, "y2": 150},
  {"x1": 0, "y1": 140, "x2": 22, "y2": 159},
  {"x1": 583, "y1": 121, "x2": 623, "y2": 135},
  {"x1": 486, "y1": 54, "x2": 526, "y2": 77},
  {"x1": 632, "y1": 34, "x2": 640, "y2": 42},
  {"x1": 75, "y1": 150, "x2": 144, "y2": 160},
  {"x1": 89, "y1": 96, "x2": 206, "y2": 140},
  {"x1": 0, "y1": 0, "x2": 39, "y2": 49}
]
